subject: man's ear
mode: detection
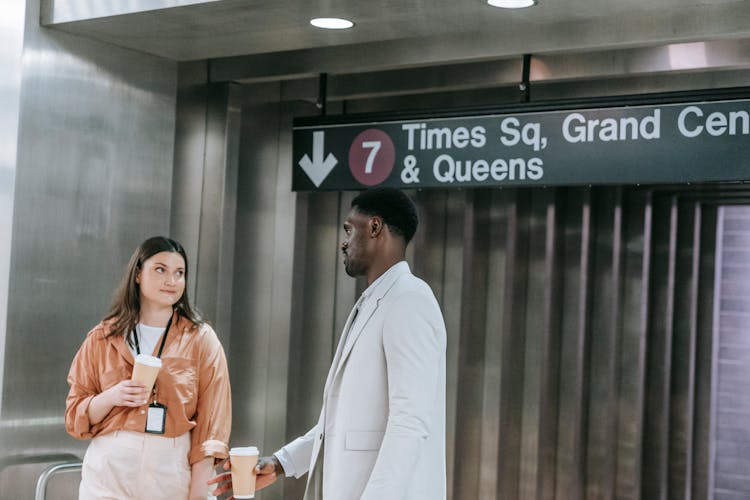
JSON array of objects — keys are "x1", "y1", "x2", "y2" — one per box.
[{"x1": 370, "y1": 216, "x2": 384, "y2": 237}]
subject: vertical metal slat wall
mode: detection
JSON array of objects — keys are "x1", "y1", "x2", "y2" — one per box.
[
  {"x1": 281, "y1": 185, "x2": 732, "y2": 500},
  {"x1": 712, "y1": 205, "x2": 750, "y2": 500}
]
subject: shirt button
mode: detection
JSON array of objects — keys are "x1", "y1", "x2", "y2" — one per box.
[{"x1": 319, "y1": 433, "x2": 323, "y2": 440}]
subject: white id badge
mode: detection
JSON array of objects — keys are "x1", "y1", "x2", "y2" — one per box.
[{"x1": 145, "y1": 403, "x2": 167, "y2": 434}]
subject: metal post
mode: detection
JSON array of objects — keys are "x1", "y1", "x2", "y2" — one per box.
[
  {"x1": 520, "y1": 54, "x2": 531, "y2": 102},
  {"x1": 317, "y1": 72, "x2": 328, "y2": 115}
]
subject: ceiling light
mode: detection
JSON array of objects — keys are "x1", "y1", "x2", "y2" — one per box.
[
  {"x1": 310, "y1": 17, "x2": 354, "y2": 29},
  {"x1": 487, "y1": 0, "x2": 536, "y2": 8}
]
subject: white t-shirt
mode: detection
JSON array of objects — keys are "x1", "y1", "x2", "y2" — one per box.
[{"x1": 128, "y1": 323, "x2": 165, "y2": 357}]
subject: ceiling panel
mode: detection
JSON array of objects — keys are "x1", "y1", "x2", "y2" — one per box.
[{"x1": 43, "y1": 0, "x2": 750, "y2": 80}]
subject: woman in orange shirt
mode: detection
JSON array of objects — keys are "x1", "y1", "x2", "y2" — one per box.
[{"x1": 65, "y1": 236, "x2": 231, "y2": 500}]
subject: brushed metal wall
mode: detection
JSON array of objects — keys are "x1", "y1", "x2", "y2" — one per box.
[
  {"x1": 171, "y1": 63, "x2": 240, "y2": 347},
  {"x1": 0, "y1": 0, "x2": 26, "y2": 419},
  {"x1": 712, "y1": 205, "x2": 750, "y2": 499},
  {"x1": 229, "y1": 96, "x2": 313, "y2": 500},
  {"x1": 0, "y1": 0, "x2": 178, "y2": 497}
]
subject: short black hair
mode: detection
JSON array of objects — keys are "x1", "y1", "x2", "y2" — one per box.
[{"x1": 351, "y1": 187, "x2": 418, "y2": 244}]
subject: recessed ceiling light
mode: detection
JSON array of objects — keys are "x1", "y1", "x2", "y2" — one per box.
[
  {"x1": 310, "y1": 17, "x2": 354, "y2": 29},
  {"x1": 488, "y1": 0, "x2": 536, "y2": 8}
]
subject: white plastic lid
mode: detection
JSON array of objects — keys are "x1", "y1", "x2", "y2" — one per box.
[
  {"x1": 230, "y1": 446, "x2": 259, "y2": 456},
  {"x1": 134, "y1": 354, "x2": 162, "y2": 368}
]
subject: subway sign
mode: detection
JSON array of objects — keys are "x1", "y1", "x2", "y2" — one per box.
[{"x1": 291, "y1": 97, "x2": 750, "y2": 191}]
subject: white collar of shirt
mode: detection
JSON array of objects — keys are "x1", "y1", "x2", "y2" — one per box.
[
  {"x1": 342, "y1": 261, "x2": 410, "y2": 356},
  {"x1": 357, "y1": 260, "x2": 410, "y2": 306}
]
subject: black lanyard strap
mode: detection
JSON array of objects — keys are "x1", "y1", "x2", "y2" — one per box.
[{"x1": 133, "y1": 314, "x2": 174, "y2": 358}]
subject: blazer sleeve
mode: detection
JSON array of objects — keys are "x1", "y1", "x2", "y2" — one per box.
[
  {"x1": 189, "y1": 325, "x2": 232, "y2": 465},
  {"x1": 277, "y1": 424, "x2": 319, "y2": 478},
  {"x1": 360, "y1": 290, "x2": 445, "y2": 500}
]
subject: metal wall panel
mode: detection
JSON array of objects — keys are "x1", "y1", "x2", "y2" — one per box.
[
  {"x1": 171, "y1": 64, "x2": 240, "y2": 345},
  {"x1": 228, "y1": 97, "x2": 325, "y2": 500},
  {"x1": 556, "y1": 188, "x2": 591, "y2": 500},
  {"x1": 0, "y1": 0, "x2": 26, "y2": 419},
  {"x1": 0, "y1": 0, "x2": 177, "y2": 497},
  {"x1": 712, "y1": 205, "x2": 750, "y2": 499},
  {"x1": 412, "y1": 189, "x2": 466, "y2": 499}
]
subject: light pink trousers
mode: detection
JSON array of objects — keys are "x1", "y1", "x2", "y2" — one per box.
[{"x1": 79, "y1": 430, "x2": 191, "y2": 500}]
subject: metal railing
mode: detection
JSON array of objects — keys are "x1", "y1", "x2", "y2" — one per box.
[
  {"x1": 34, "y1": 461, "x2": 82, "y2": 500},
  {"x1": 0, "y1": 453, "x2": 82, "y2": 500}
]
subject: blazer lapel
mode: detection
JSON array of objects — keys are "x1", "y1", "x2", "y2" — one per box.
[
  {"x1": 323, "y1": 300, "x2": 364, "y2": 395},
  {"x1": 334, "y1": 297, "x2": 379, "y2": 373},
  {"x1": 331, "y1": 264, "x2": 410, "y2": 382}
]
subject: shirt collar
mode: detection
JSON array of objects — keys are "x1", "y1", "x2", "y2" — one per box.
[{"x1": 359, "y1": 260, "x2": 410, "y2": 304}]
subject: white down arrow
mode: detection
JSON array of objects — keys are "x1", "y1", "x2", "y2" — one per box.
[{"x1": 298, "y1": 131, "x2": 338, "y2": 187}]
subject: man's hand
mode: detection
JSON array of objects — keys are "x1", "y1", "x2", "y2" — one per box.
[
  {"x1": 207, "y1": 456, "x2": 283, "y2": 498},
  {"x1": 255, "y1": 455, "x2": 283, "y2": 491}
]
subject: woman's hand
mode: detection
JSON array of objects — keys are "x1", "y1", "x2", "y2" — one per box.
[
  {"x1": 189, "y1": 457, "x2": 214, "y2": 500},
  {"x1": 207, "y1": 461, "x2": 233, "y2": 499},
  {"x1": 87, "y1": 380, "x2": 148, "y2": 425},
  {"x1": 103, "y1": 380, "x2": 149, "y2": 407}
]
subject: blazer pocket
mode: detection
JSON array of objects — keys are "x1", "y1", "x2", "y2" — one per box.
[{"x1": 345, "y1": 430, "x2": 385, "y2": 451}]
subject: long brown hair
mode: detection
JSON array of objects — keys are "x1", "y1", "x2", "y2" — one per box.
[{"x1": 104, "y1": 236, "x2": 203, "y2": 338}]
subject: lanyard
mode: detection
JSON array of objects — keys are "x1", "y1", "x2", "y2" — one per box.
[
  {"x1": 133, "y1": 314, "x2": 173, "y2": 358},
  {"x1": 134, "y1": 314, "x2": 173, "y2": 434}
]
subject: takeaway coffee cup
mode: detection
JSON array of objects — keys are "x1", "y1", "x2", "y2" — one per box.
[
  {"x1": 131, "y1": 354, "x2": 162, "y2": 394},
  {"x1": 230, "y1": 446, "x2": 260, "y2": 499}
]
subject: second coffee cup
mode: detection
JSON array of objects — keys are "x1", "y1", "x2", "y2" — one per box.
[
  {"x1": 230, "y1": 446, "x2": 260, "y2": 499},
  {"x1": 131, "y1": 354, "x2": 162, "y2": 395}
]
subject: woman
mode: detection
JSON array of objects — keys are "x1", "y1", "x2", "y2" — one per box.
[{"x1": 65, "y1": 236, "x2": 231, "y2": 500}]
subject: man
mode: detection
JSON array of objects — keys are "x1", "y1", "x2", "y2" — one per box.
[{"x1": 212, "y1": 187, "x2": 447, "y2": 499}]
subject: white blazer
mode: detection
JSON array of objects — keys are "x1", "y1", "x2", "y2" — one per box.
[{"x1": 279, "y1": 261, "x2": 447, "y2": 500}]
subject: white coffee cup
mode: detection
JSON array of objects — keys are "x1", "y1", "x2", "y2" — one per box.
[
  {"x1": 230, "y1": 446, "x2": 260, "y2": 499},
  {"x1": 131, "y1": 354, "x2": 162, "y2": 395}
]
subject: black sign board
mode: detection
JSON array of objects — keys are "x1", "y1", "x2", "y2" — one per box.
[{"x1": 292, "y1": 97, "x2": 750, "y2": 191}]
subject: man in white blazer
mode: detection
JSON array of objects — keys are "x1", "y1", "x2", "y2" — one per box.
[{"x1": 214, "y1": 187, "x2": 447, "y2": 500}]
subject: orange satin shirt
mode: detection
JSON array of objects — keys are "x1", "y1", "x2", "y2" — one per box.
[{"x1": 65, "y1": 312, "x2": 231, "y2": 465}]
